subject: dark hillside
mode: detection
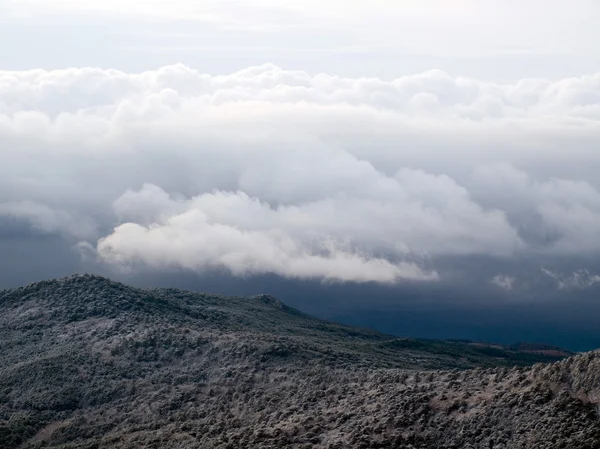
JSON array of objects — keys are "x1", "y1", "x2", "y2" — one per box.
[{"x1": 0, "y1": 275, "x2": 598, "y2": 448}]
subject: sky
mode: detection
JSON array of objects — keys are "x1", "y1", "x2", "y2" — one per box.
[{"x1": 2, "y1": 1, "x2": 600, "y2": 350}]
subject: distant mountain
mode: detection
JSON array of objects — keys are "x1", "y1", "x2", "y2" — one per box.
[{"x1": 1, "y1": 275, "x2": 599, "y2": 448}]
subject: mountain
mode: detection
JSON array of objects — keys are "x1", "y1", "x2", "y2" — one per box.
[{"x1": 0, "y1": 275, "x2": 599, "y2": 448}]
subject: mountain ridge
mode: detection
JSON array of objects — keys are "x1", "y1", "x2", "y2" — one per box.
[
  {"x1": 1, "y1": 275, "x2": 599, "y2": 448},
  {"x1": 0, "y1": 274, "x2": 574, "y2": 360}
]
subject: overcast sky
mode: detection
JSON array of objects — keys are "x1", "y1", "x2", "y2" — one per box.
[
  {"x1": 3, "y1": 0, "x2": 600, "y2": 79},
  {"x1": 2, "y1": 1, "x2": 600, "y2": 349}
]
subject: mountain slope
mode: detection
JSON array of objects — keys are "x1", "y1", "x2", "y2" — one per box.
[{"x1": 0, "y1": 275, "x2": 599, "y2": 448}]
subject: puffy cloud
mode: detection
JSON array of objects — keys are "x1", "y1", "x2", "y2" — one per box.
[
  {"x1": 491, "y1": 275, "x2": 515, "y2": 291},
  {"x1": 2, "y1": 64, "x2": 600, "y2": 120},
  {"x1": 98, "y1": 210, "x2": 439, "y2": 284},
  {"x1": 1, "y1": 64, "x2": 600, "y2": 282},
  {"x1": 100, "y1": 182, "x2": 508, "y2": 282}
]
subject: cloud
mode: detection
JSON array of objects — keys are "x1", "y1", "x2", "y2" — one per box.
[
  {"x1": 0, "y1": 201, "x2": 96, "y2": 240},
  {"x1": 471, "y1": 164, "x2": 600, "y2": 254},
  {"x1": 491, "y1": 275, "x2": 515, "y2": 291},
  {"x1": 98, "y1": 207, "x2": 439, "y2": 284},
  {"x1": 101, "y1": 182, "x2": 498, "y2": 282},
  {"x1": 1, "y1": 64, "x2": 600, "y2": 283},
  {"x1": 541, "y1": 268, "x2": 600, "y2": 290}
]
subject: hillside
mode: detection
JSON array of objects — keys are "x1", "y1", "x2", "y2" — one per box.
[{"x1": 1, "y1": 275, "x2": 599, "y2": 448}]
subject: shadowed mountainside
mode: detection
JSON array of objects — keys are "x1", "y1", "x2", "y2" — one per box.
[{"x1": 0, "y1": 275, "x2": 598, "y2": 448}]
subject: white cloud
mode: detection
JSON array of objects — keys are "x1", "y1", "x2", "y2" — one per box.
[
  {"x1": 541, "y1": 268, "x2": 600, "y2": 290},
  {"x1": 98, "y1": 204, "x2": 439, "y2": 284},
  {"x1": 1, "y1": 64, "x2": 600, "y2": 282},
  {"x1": 100, "y1": 182, "x2": 507, "y2": 282},
  {"x1": 491, "y1": 275, "x2": 515, "y2": 291}
]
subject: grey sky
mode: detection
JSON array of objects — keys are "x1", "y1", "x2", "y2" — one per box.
[
  {"x1": 2, "y1": 1, "x2": 600, "y2": 80},
  {"x1": 2, "y1": 0, "x2": 600, "y2": 349}
]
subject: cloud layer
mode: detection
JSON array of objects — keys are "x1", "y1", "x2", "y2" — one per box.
[{"x1": 2, "y1": 64, "x2": 600, "y2": 283}]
